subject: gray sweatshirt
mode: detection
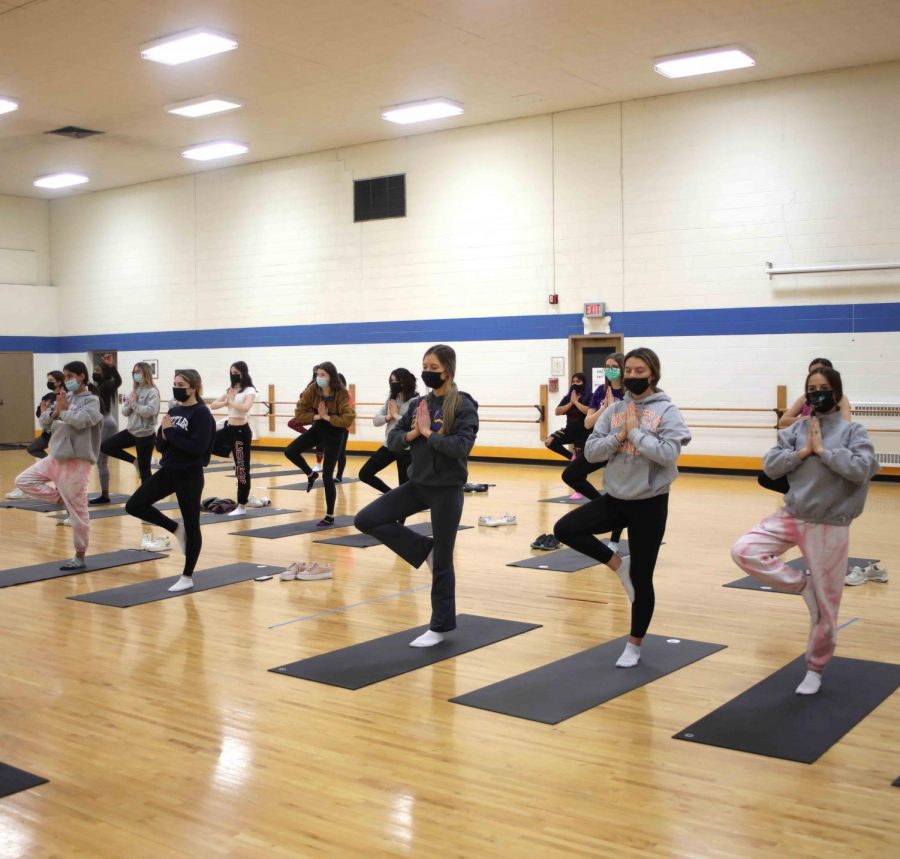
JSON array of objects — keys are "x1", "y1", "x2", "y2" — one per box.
[
  {"x1": 585, "y1": 390, "x2": 692, "y2": 500},
  {"x1": 763, "y1": 410, "x2": 879, "y2": 525},
  {"x1": 121, "y1": 385, "x2": 161, "y2": 437},
  {"x1": 372, "y1": 395, "x2": 413, "y2": 443},
  {"x1": 39, "y1": 389, "x2": 103, "y2": 463}
]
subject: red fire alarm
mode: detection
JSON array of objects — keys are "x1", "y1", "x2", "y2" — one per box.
[
  {"x1": 548, "y1": 378, "x2": 559, "y2": 392},
  {"x1": 548, "y1": 294, "x2": 559, "y2": 305}
]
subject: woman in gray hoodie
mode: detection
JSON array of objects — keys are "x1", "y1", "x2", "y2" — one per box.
[
  {"x1": 554, "y1": 348, "x2": 691, "y2": 669},
  {"x1": 731, "y1": 366, "x2": 878, "y2": 695}
]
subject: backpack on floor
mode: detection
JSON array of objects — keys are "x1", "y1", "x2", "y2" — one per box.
[{"x1": 201, "y1": 496, "x2": 238, "y2": 514}]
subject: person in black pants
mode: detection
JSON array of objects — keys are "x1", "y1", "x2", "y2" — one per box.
[
  {"x1": 92, "y1": 354, "x2": 122, "y2": 415},
  {"x1": 544, "y1": 373, "x2": 592, "y2": 460},
  {"x1": 355, "y1": 345, "x2": 479, "y2": 647},
  {"x1": 210, "y1": 361, "x2": 257, "y2": 514},
  {"x1": 284, "y1": 362, "x2": 356, "y2": 526},
  {"x1": 553, "y1": 348, "x2": 691, "y2": 668},
  {"x1": 334, "y1": 373, "x2": 351, "y2": 482},
  {"x1": 27, "y1": 371, "x2": 64, "y2": 459},
  {"x1": 359, "y1": 368, "x2": 416, "y2": 494},
  {"x1": 125, "y1": 369, "x2": 216, "y2": 592}
]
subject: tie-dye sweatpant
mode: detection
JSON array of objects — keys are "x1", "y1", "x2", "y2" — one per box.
[{"x1": 17, "y1": 457, "x2": 92, "y2": 553}]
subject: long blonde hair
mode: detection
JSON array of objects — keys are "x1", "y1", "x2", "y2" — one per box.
[
  {"x1": 133, "y1": 362, "x2": 157, "y2": 390},
  {"x1": 424, "y1": 344, "x2": 460, "y2": 434}
]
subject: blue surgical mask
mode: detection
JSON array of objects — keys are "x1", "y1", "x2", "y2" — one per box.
[
  {"x1": 316, "y1": 376, "x2": 328, "y2": 389},
  {"x1": 133, "y1": 372, "x2": 143, "y2": 383},
  {"x1": 64, "y1": 379, "x2": 79, "y2": 393}
]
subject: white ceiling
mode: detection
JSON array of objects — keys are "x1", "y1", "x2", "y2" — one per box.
[{"x1": 1, "y1": 0, "x2": 900, "y2": 198}]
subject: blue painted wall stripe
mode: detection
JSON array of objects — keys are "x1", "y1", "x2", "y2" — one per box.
[{"x1": 3, "y1": 302, "x2": 899, "y2": 354}]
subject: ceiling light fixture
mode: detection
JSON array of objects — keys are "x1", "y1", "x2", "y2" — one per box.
[
  {"x1": 33, "y1": 173, "x2": 89, "y2": 189},
  {"x1": 0, "y1": 97, "x2": 19, "y2": 115},
  {"x1": 654, "y1": 46, "x2": 755, "y2": 79},
  {"x1": 181, "y1": 140, "x2": 248, "y2": 161},
  {"x1": 167, "y1": 96, "x2": 242, "y2": 118},
  {"x1": 381, "y1": 98, "x2": 464, "y2": 125},
  {"x1": 141, "y1": 29, "x2": 238, "y2": 66}
]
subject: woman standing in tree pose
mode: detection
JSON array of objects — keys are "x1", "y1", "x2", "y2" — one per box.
[
  {"x1": 210, "y1": 361, "x2": 257, "y2": 515},
  {"x1": 101, "y1": 362, "x2": 160, "y2": 484},
  {"x1": 358, "y1": 368, "x2": 416, "y2": 494},
  {"x1": 355, "y1": 345, "x2": 479, "y2": 647},
  {"x1": 125, "y1": 370, "x2": 216, "y2": 592},
  {"x1": 553, "y1": 348, "x2": 691, "y2": 668},
  {"x1": 732, "y1": 366, "x2": 878, "y2": 695},
  {"x1": 544, "y1": 372, "x2": 592, "y2": 460}
]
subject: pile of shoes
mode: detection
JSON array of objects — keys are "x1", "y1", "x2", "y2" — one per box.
[
  {"x1": 844, "y1": 562, "x2": 889, "y2": 586},
  {"x1": 279, "y1": 561, "x2": 333, "y2": 581},
  {"x1": 530, "y1": 534, "x2": 560, "y2": 550},
  {"x1": 246, "y1": 496, "x2": 271, "y2": 508},
  {"x1": 478, "y1": 513, "x2": 517, "y2": 527}
]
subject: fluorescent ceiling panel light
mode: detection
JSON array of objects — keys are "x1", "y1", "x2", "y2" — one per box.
[
  {"x1": 141, "y1": 29, "x2": 238, "y2": 66},
  {"x1": 381, "y1": 98, "x2": 464, "y2": 125},
  {"x1": 33, "y1": 172, "x2": 89, "y2": 189},
  {"x1": 167, "y1": 97, "x2": 242, "y2": 118},
  {"x1": 181, "y1": 140, "x2": 248, "y2": 161},
  {"x1": 654, "y1": 46, "x2": 755, "y2": 79},
  {"x1": 0, "y1": 97, "x2": 18, "y2": 115}
]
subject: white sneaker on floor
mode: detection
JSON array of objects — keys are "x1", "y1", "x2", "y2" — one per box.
[
  {"x1": 480, "y1": 513, "x2": 517, "y2": 527},
  {"x1": 865, "y1": 563, "x2": 889, "y2": 583},
  {"x1": 844, "y1": 565, "x2": 868, "y2": 586},
  {"x1": 142, "y1": 534, "x2": 172, "y2": 552},
  {"x1": 246, "y1": 496, "x2": 271, "y2": 508},
  {"x1": 167, "y1": 575, "x2": 194, "y2": 593},
  {"x1": 296, "y1": 562, "x2": 333, "y2": 581},
  {"x1": 5, "y1": 488, "x2": 25, "y2": 499}
]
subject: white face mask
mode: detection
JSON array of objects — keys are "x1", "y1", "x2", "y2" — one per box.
[{"x1": 133, "y1": 373, "x2": 143, "y2": 383}]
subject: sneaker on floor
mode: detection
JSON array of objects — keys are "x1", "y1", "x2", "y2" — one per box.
[
  {"x1": 142, "y1": 534, "x2": 172, "y2": 552},
  {"x1": 844, "y1": 565, "x2": 868, "y2": 586},
  {"x1": 279, "y1": 562, "x2": 306, "y2": 581},
  {"x1": 865, "y1": 563, "x2": 889, "y2": 583},
  {"x1": 481, "y1": 513, "x2": 517, "y2": 527},
  {"x1": 530, "y1": 534, "x2": 549, "y2": 549},
  {"x1": 296, "y1": 562, "x2": 332, "y2": 581},
  {"x1": 246, "y1": 496, "x2": 271, "y2": 508},
  {"x1": 5, "y1": 488, "x2": 25, "y2": 499},
  {"x1": 537, "y1": 535, "x2": 560, "y2": 550}
]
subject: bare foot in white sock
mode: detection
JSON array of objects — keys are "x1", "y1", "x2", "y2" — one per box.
[
  {"x1": 616, "y1": 641, "x2": 641, "y2": 668},
  {"x1": 409, "y1": 630, "x2": 444, "y2": 648},
  {"x1": 167, "y1": 575, "x2": 194, "y2": 592},
  {"x1": 795, "y1": 670, "x2": 822, "y2": 695}
]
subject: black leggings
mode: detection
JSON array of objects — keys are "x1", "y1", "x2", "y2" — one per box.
[
  {"x1": 27, "y1": 433, "x2": 50, "y2": 459},
  {"x1": 126, "y1": 466, "x2": 204, "y2": 576},
  {"x1": 546, "y1": 426, "x2": 588, "y2": 460},
  {"x1": 358, "y1": 445, "x2": 412, "y2": 494},
  {"x1": 355, "y1": 482, "x2": 464, "y2": 632},
  {"x1": 284, "y1": 423, "x2": 342, "y2": 515},
  {"x1": 757, "y1": 472, "x2": 789, "y2": 495},
  {"x1": 561, "y1": 454, "x2": 624, "y2": 543},
  {"x1": 337, "y1": 429, "x2": 349, "y2": 480},
  {"x1": 213, "y1": 423, "x2": 252, "y2": 504},
  {"x1": 100, "y1": 430, "x2": 156, "y2": 483},
  {"x1": 553, "y1": 493, "x2": 668, "y2": 639}
]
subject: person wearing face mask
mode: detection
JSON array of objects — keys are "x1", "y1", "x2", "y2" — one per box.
[
  {"x1": 284, "y1": 361, "x2": 356, "y2": 526},
  {"x1": 91, "y1": 354, "x2": 122, "y2": 415},
  {"x1": 359, "y1": 368, "x2": 417, "y2": 494},
  {"x1": 100, "y1": 362, "x2": 160, "y2": 485},
  {"x1": 355, "y1": 345, "x2": 479, "y2": 647},
  {"x1": 125, "y1": 370, "x2": 216, "y2": 592},
  {"x1": 553, "y1": 348, "x2": 691, "y2": 669},
  {"x1": 210, "y1": 361, "x2": 257, "y2": 515},
  {"x1": 91, "y1": 379, "x2": 120, "y2": 505},
  {"x1": 15, "y1": 361, "x2": 102, "y2": 569},
  {"x1": 731, "y1": 367, "x2": 878, "y2": 696},
  {"x1": 544, "y1": 373, "x2": 593, "y2": 461}
]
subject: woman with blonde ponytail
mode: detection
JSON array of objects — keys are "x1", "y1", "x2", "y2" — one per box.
[{"x1": 355, "y1": 344, "x2": 479, "y2": 646}]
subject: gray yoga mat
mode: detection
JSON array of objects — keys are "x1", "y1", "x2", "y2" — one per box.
[
  {"x1": 0, "y1": 762, "x2": 48, "y2": 798},
  {"x1": 314, "y1": 523, "x2": 473, "y2": 548},
  {"x1": 275, "y1": 477, "x2": 360, "y2": 490},
  {"x1": 232, "y1": 514, "x2": 356, "y2": 539},
  {"x1": 724, "y1": 557, "x2": 880, "y2": 592},
  {"x1": 674, "y1": 655, "x2": 900, "y2": 764},
  {"x1": 508, "y1": 547, "x2": 602, "y2": 573},
  {"x1": 0, "y1": 549, "x2": 168, "y2": 588},
  {"x1": 1, "y1": 492, "x2": 131, "y2": 512},
  {"x1": 539, "y1": 495, "x2": 590, "y2": 505},
  {"x1": 450, "y1": 635, "x2": 726, "y2": 724},
  {"x1": 68, "y1": 562, "x2": 283, "y2": 607},
  {"x1": 270, "y1": 614, "x2": 541, "y2": 690}
]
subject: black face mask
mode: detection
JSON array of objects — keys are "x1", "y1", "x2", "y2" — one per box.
[
  {"x1": 172, "y1": 387, "x2": 190, "y2": 403},
  {"x1": 47, "y1": 381, "x2": 57, "y2": 391},
  {"x1": 806, "y1": 390, "x2": 836, "y2": 413},
  {"x1": 389, "y1": 381, "x2": 402, "y2": 397},
  {"x1": 624, "y1": 377, "x2": 651, "y2": 396},
  {"x1": 230, "y1": 373, "x2": 242, "y2": 387},
  {"x1": 92, "y1": 372, "x2": 103, "y2": 383},
  {"x1": 571, "y1": 382, "x2": 584, "y2": 390},
  {"x1": 421, "y1": 370, "x2": 445, "y2": 390}
]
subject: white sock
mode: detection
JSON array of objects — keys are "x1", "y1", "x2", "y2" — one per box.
[
  {"x1": 613, "y1": 555, "x2": 635, "y2": 603},
  {"x1": 227, "y1": 505, "x2": 247, "y2": 516},
  {"x1": 801, "y1": 579, "x2": 819, "y2": 623},
  {"x1": 607, "y1": 541, "x2": 619, "y2": 553},
  {"x1": 616, "y1": 641, "x2": 641, "y2": 668},
  {"x1": 167, "y1": 575, "x2": 194, "y2": 593},
  {"x1": 172, "y1": 523, "x2": 187, "y2": 555},
  {"x1": 795, "y1": 670, "x2": 822, "y2": 695},
  {"x1": 409, "y1": 630, "x2": 444, "y2": 648}
]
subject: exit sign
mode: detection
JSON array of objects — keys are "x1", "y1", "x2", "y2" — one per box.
[{"x1": 584, "y1": 302, "x2": 606, "y2": 317}]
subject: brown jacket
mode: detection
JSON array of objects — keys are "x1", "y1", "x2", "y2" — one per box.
[{"x1": 294, "y1": 382, "x2": 356, "y2": 428}]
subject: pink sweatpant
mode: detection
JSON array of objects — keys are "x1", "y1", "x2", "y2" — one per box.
[
  {"x1": 17, "y1": 457, "x2": 92, "y2": 554},
  {"x1": 731, "y1": 507, "x2": 848, "y2": 672}
]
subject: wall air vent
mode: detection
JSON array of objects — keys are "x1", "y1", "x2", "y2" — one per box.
[
  {"x1": 354, "y1": 174, "x2": 405, "y2": 222},
  {"x1": 45, "y1": 126, "x2": 105, "y2": 139}
]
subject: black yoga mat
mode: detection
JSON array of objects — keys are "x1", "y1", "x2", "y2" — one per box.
[
  {"x1": 233, "y1": 514, "x2": 356, "y2": 539},
  {"x1": 275, "y1": 477, "x2": 360, "y2": 490},
  {"x1": 1, "y1": 492, "x2": 131, "y2": 512},
  {"x1": 451, "y1": 635, "x2": 725, "y2": 724},
  {"x1": 50, "y1": 500, "x2": 179, "y2": 521},
  {"x1": 0, "y1": 762, "x2": 48, "y2": 798},
  {"x1": 0, "y1": 549, "x2": 168, "y2": 588},
  {"x1": 539, "y1": 495, "x2": 590, "y2": 505},
  {"x1": 68, "y1": 563, "x2": 283, "y2": 607},
  {"x1": 508, "y1": 547, "x2": 600, "y2": 573},
  {"x1": 724, "y1": 557, "x2": 880, "y2": 592},
  {"x1": 270, "y1": 614, "x2": 541, "y2": 690},
  {"x1": 314, "y1": 523, "x2": 473, "y2": 548},
  {"x1": 674, "y1": 655, "x2": 900, "y2": 764}
]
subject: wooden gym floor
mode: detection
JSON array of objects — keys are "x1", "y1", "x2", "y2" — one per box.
[{"x1": 0, "y1": 449, "x2": 897, "y2": 858}]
